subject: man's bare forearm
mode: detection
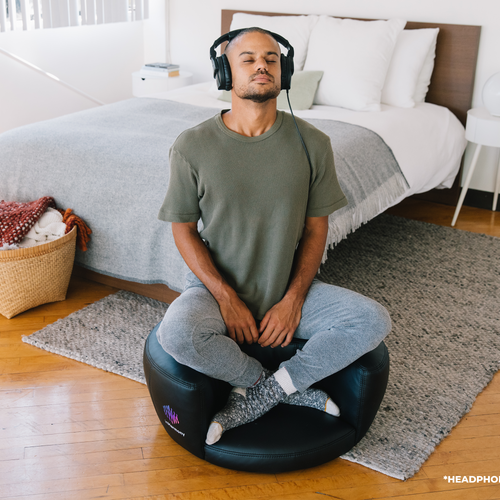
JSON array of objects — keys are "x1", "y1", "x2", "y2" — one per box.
[
  {"x1": 171, "y1": 222, "x2": 232, "y2": 302},
  {"x1": 285, "y1": 216, "x2": 329, "y2": 305},
  {"x1": 171, "y1": 222, "x2": 259, "y2": 344}
]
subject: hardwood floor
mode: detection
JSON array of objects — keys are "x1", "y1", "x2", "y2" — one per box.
[
  {"x1": 1, "y1": 200, "x2": 500, "y2": 500},
  {"x1": 386, "y1": 198, "x2": 500, "y2": 237}
]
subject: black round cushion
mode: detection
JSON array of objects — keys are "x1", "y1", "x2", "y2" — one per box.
[{"x1": 143, "y1": 322, "x2": 389, "y2": 473}]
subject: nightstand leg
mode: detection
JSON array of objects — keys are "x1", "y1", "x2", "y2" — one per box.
[
  {"x1": 452, "y1": 143, "x2": 482, "y2": 226},
  {"x1": 493, "y1": 149, "x2": 500, "y2": 211}
]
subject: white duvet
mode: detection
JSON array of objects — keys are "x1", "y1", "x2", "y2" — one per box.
[{"x1": 147, "y1": 82, "x2": 466, "y2": 202}]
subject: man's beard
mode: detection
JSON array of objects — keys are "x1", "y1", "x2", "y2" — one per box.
[
  {"x1": 239, "y1": 86, "x2": 281, "y2": 103},
  {"x1": 234, "y1": 73, "x2": 281, "y2": 103}
]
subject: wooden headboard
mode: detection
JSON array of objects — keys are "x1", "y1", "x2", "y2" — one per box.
[{"x1": 222, "y1": 10, "x2": 481, "y2": 128}]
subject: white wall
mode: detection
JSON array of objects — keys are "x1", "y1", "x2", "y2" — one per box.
[
  {"x1": 169, "y1": 0, "x2": 500, "y2": 194},
  {"x1": 0, "y1": 0, "x2": 166, "y2": 134},
  {"x1": 144, "y1": 0, "x2": 168, "y2": 63}
]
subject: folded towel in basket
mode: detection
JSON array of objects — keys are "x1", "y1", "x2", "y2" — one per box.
[{"x1": 18, "y1": 208, "x2": 67, "y2": 248}]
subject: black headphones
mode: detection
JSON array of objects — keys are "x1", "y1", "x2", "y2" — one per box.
[
  {"x1": 210, "y1": 28, "x2": 312, "y2": 173},
  {"x1": 209, "y1": 28, "x2": 295, "y2": 91}
]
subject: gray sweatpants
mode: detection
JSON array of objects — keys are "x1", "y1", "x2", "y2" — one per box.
[{"x1": 157, "y1": 272, "x2": 391, "y2": 392}]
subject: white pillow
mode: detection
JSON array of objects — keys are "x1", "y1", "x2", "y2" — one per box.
[
  {"x1": 303, "y1": 16, "x2": 406, "y2": 111},
  {"x1": 382, "y1": 28, "x2": 440, "y2": 108},
  {"x1": 229, "y1": 13, "x2": 319, "y2": 71},
  {"x1": 413, "y1": 29, "x2": 439, "y2": 103}
]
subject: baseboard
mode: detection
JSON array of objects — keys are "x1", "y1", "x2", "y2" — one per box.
[
  {"x1": 411, "y1": 164, "x2": 462, "y2": 207},
  {"x1": 411, "y1": 187, "x2": 499, "y2": 211},
  {"x1": 72, "y1": 265, "x2": 181, "y2": 304},
  {"x1": 463, "y1": 188, "x2": 500, "y2": 212}
]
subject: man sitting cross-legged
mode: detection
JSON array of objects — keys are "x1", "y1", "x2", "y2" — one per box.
[{"x1": 157, "y1": 27, "x2": 391, "y2": 445}]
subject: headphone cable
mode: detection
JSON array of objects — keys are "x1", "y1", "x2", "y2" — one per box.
[{"x1": 286, "y1": 89, "x2": 313, "y2": 173}]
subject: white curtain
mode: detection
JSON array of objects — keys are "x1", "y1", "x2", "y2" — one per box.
[{"x1": 0, "y1": 0, "x2": 148, "y2": 31}]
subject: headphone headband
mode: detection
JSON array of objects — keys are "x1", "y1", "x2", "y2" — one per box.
[{"x1": 209, "y1": 27, "x2": 295, "y2": 91}]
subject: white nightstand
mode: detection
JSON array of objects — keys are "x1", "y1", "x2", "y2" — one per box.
[
  {"x1": 132, "y1": 71, "x2": 194, "y2": 97},
  {"x1": 451, "y1": 107, "x2": 500, "y2": 226}
]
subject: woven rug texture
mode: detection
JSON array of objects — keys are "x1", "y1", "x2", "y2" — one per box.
[{"x1": 22, "y1": 214, "x2": 500, "y2": 480}]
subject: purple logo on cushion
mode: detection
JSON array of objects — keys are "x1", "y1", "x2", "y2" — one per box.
[{"x1": 163, "y1": 405, "x2": 179, "y2": 425}]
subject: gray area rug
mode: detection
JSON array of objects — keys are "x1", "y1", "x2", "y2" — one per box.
[{"x1": 22, "y1": 214, "x2": 500, "y2": 480}]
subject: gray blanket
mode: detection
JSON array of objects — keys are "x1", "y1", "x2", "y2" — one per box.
[{"x1": 0, "y1": 98, "x2": 408, "y2": 292}]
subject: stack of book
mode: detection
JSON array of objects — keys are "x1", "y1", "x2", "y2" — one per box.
[{"x1": 140, "y1": 63, "x2": 180, "y2": 78}]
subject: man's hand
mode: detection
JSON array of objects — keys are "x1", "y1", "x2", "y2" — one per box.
[
  {"x1": 258, "y1": 295, "x2": 303, "y2": 348},
  {"x1": 219, "y1": 291, "x2": 259, "y2": 345},
  {"x1": 258, "y1": 216, "x2": 328, "y2": 348},
  {"x1": 171, "y1": 222, "x2": 258, "y2": 345}
]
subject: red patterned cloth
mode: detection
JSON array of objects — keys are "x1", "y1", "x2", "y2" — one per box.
[{"x1": 0, "y1": 196, "x2": 56, "y2": 246}]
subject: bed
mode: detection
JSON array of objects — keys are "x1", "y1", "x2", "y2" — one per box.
[{"x1": 0, "y1": 10, "x2": 481, "y2": 303}]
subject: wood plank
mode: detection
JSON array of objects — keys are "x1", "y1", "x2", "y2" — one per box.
[
  {"x1": 0, "y1": 422, "x2": 166, "y2": 452},
  {"x1": 375, "y1": 486, "x2": 500, "y2": 500},
  {"x1": 466, "y1": 403, "x2": 500, "y2": 417},
  {"x1": 274, "y1": 458, "x2": 370, "y2": 483},
  {"x1": 0, "y1": 447, "x2": 144, "y2": 473},
  {"x1": 0, "y1": 470, "x2": 278, "y2": 500},
  {"x1": 22, "y1": 431, "x2": 179, "y2": 460},
  {"x1": 0, "y1": 368, "x2": 139, "y2": 390},
  {"x1": 319, "y1": 483, "x2": 500, "y2": 500},
  {"x1": 0, "y1": 415, "x2": 160, "y2": 441},
  {"x1": 448, "y1": 422, "x2": 500, "y2": 439},
  {"x1": 457, "y1": 414, "x2": 500, "y2": 428},
  {"x1": 106, "y1": 470, "x2": 395, "y2": 500},
  {"x1": 425, "y1": 446, "x2": 500, "y2": 467},
  {"x1": 0, "y1": 397, "x2": 156, "y2": 427},
  {"x1": 29, "y1": 376, "x2": 141, "y2": 396},
  {"x1": 423, "y1": 457, "x2": 500, "y2": 478},
  {"x1": 247, "y1": 493, "x2": 326, "y2": 500},
  {"x1": 431, "y1": 434, "x2": 500, "y2": 453},
  {"x1": 386, "y1": 199, "x2": 500, "y2": 237},
  {"x1": 1, "y1": 386, "x2": 148, "y2": 409},
  {"x1": 0, "y1": 472, "x2": 124, "y2": 498},
  {"x1": 0, "y1": 367, "x2": 132, "y2": 389},
  {"x1": 0, "y1": 346, "x2": 53, "y2": 358},
  {"x1": 0, "y1": 488, "x2": 108, "y2": 500},
  {"x1": 1, "y1": 323, "x2": 57, "y2": 334},
  {"x1": 0, "y1": 455, "x2": 204, "y2": 486},
  {"x1": 1, "y1": 354, "x2": 91, "y2": 375}
]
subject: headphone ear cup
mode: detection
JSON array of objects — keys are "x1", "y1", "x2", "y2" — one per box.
[
  {"x1": 215, "y1": 54, "x2": 232, "y2": 91},
  {"x1": 280, "y1": 53, "x2": 293, "y2": 91}
]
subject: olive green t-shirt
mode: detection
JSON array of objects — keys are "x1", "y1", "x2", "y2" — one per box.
[{"x1": 158, "y1": 110, "x2": 347, "y2": 319}]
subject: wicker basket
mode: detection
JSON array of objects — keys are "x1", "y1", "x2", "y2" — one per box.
[{"x1": 0, "y1": 227, "x2": 77, "y2": 319}]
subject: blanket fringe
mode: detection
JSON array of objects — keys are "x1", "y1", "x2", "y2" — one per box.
[{"x1": 323, "y1": 173, "x2": 408, "y2": 263}]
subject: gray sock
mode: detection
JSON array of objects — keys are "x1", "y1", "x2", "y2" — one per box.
[
  {"x1": 263, "y1": 368, "x2": 340, "y2": 416},
  {"x1": 206, "y1": 374, "x2": 286, "y2": 445},
  {"x1": 284, "y1": 387, "x2": 340, "y2": 416}
]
